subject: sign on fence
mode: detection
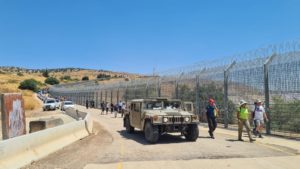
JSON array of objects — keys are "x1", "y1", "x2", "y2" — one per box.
[{"x1": 1, "y1": 93, "x2": 26, "y2": 140}]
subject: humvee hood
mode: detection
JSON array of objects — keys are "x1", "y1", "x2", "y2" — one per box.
[{"x1": 145, "y1": 110, "x2": 192, "y2": 116}]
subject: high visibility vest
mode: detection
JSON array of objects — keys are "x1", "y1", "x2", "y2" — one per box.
[{"x1": 239, "y1": 107, "x2": 249, "y2": 120}]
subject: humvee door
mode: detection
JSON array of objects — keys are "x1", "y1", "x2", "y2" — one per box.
[
  {"x1": 130, "y1": 102, "x2": 142, "y2": 129},
  {"x1": 183, "y1": 102, "x2": 194, "y2": 114}
]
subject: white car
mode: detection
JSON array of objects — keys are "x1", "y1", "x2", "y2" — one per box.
[
  {"x1": 43, "y1": 99, "x2": 57, "y2": 111},
  {"x1": 61, "y1": 101, "x2": 74, "y2": 111}
]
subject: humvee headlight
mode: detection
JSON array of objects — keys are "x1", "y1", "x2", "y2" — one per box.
[
  {"x1": 185, "y1": 117, "x2": 190, "y2": 122},
  {"x1": 163, "y1": 117, "x2": 168, "y2": 123}
]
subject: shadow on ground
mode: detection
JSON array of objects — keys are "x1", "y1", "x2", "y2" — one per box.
[{"x1": 118, "y1": 130, "x2": 193, "y2": 145}]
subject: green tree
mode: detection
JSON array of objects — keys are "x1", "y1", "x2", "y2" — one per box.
[
  {"x1": 42, "y1": 69, "x2": 49, "y2": 77},
  {"x1": 19, "y1": 79, "x2": 39, "y2": 92},
  {"x1": 45, "y1": 77, "x2": 60, "y2": 85}
]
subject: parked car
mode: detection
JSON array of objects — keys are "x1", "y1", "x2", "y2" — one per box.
[
  {"x1": 43, "y1": 99, "x2": 57, "y2": 111},
  {"x1": 61, "y1": 101, "x2": 74, "y2": 111}
]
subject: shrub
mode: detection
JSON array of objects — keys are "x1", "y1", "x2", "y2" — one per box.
[
  {"x1": 60, "y1": 75, "x2": 71, "y2": 81},
  {"x1": 19, "y1": 79, "x2": 39, "y2": 92},
  {"x1": 97, "y1": 73, "x2": 111, "y2": 80},
  {"x1": 82, "y1": 76, "x2": 89, "y2": 81},
  {"x1": 45, "y1": 77, "x2": 60, "y2": 85},
  {"x1": 17, "y1": 72, "x2": 24, "y2": 76},
  {"x1": 42, "y1": 69, "x2": 49, "y2": 77}
]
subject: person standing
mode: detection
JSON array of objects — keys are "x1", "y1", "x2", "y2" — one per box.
[
  {"x1": 206, "y1": 99, "x2": 218, "y2": 139},
  {"x1": 118, "y1": 101, "x2": 122, "y2": 113},
  {"x1": 86, "y1": 100, "x2": 89, "y2": 109},
  {"x1": 121, "y1": 102, "x2": 126, "y2": 118},
  {"x1": 110, "y1": 103, "x2": 114, "y2": 113},
  {"x1": 237, "y1": 100, "x2": 256, "y2": 142},
  {"x1": 100, "y1": 102, "x2": 105, "y2": 115},
  {"x1": 106, "y1": 102, "x2": 109, "y2": 114},
  {"x1": 253, "y1": 99, "x2": 268, "y2": 138}
]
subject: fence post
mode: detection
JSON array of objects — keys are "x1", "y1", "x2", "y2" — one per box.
[
  {"x1": 157, "y1": 77, "x2": 161, "y2": 97},
  {"x1": 96, "y1": 91, "x2": 99, "y2": 108},
  {"x1": 105, "y1": 90, "x2": 107, "y2": 103},
  {"x1": 175, "y1": 79, "x2": 179, "y2": 99},
  {"x1": 264, "y1": 54, "x2": 276, "y2": 135},
  {"x1": 176, "y1": 72, "x2": 184, "y2": 99},
  {"x1": 110, "y1": 89, "x2": 113, "y2": 104},
  {"x1": 195, "y1": 75, "x2": 200, "y2": 118},
  {"x1": 125, "y1": 84, "x2": 128, "y2": 105},
  {"x1": 117, "y1": 87, "x2": 120, "y2": 104},
  {"x1": 134, "y1": 84, "x2": 137, "y2": 98},
  {"x1": 146, "y1": 81, "x2": 149, "y2": 98},
  {"x1": 224, "y1": 61, "x2": 236, "y2": 128}
]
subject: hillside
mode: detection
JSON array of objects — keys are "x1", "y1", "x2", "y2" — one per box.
[{"x1": 0, "y1": 67, "x2": 142, "y2": 111}]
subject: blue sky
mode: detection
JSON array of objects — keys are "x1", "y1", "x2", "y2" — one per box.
[{"x1": 0, "y1": 0, "x2": 299, "y2": 74}]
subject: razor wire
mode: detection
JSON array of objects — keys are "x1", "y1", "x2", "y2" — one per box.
[{"x1": 49, "y1": 39, "x2": 300, "y2": 139}]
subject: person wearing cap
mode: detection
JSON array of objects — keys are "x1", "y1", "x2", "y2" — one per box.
[
  {"x1": 237, "y1": 100, "x2": 256, "y2": 142},
  {"x1": 253, "y1": 99, "x2": 268, "y2": 138},
  {"x1": 206, "y1": 99, "x2": 219, "y2": 139}
]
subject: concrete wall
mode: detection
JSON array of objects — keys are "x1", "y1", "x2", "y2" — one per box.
[
  {"x1": 0, "y1": 120, "x2": 90, "y2": 169},
  {"x1": 64, "y1": 108, "x2": 93, "y2": 134}
]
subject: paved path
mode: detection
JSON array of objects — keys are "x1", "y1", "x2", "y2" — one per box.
[{"x1": 24, "y1": 105, "x2": 300, "y2": 169}]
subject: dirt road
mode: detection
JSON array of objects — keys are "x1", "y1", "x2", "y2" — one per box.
[{"x1": 23, "y1": 105, "x2": 298, "y2": 169}]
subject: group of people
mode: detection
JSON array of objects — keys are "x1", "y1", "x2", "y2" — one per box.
[
  {"x1": 206, "y1": 98, "x2": 268, "y2": 142},
  {"x1": 85, "y1": 100, "x2": 126, "y2": 118}
]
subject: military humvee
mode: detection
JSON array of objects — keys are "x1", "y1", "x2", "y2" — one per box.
[{"x1": 123, "y1": 98, "x2": 199, "y2": 143}]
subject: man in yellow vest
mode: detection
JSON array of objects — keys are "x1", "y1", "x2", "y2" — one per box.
[{"x1": 237, "y1": 100, "x2": 256, "y2": 142}]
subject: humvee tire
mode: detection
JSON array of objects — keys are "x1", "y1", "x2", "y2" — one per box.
[
  {"x1": 184, "y1": 124, "x2": 199, "y2": 141},
  {"x1": 125, "y1": 116, "x2": 134, "y2": 133},
  {"x1": 144, "y1": 121, "x2": 159, "y2": 144}
]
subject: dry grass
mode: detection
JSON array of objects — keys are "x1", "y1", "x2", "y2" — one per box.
[
  {"x1": 0, "y1": 72, "x2": 44, "y2": 111},
  {"x1": 0, "y1": 69, "x2": 140, "y2": 111}
]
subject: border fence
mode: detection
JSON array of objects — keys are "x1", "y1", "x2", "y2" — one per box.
[{"x1": 50, "y1": 39, "x2": 300, "y2": 139}]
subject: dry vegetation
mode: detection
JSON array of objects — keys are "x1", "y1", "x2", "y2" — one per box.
[
  {"x1": 0, "y1": 72, "x2": 45, "y2": 110},
  {"x1": 0, "y1": 67, "x2": 141, "y2": 111}
]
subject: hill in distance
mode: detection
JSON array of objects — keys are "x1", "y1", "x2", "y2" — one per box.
[{"x1": 0, "y1": 66, "x2": 143, "y2": 111}]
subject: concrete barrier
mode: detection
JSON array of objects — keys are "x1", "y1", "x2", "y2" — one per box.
[
  {"x1": 65, "y1": 108, "x2": 93, "y2": 134},
  {"x1": 0, "y1": 120, "x2": 89, "y2": 169}
]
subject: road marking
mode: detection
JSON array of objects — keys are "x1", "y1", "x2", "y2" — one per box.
[{"x1": 117, "y1": 141, "x2": 125, "y2": 169}]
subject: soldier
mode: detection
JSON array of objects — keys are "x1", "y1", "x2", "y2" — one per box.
[{"x1": 237, "y1": 100, "x2": 256, "y2": 142}]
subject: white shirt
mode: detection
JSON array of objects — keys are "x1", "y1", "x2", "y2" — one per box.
[{"x1": 254, "y1": 105, "x2": 265, "y2": 120}]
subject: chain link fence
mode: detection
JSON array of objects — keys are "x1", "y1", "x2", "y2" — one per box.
[{"x1": 50, "y1": 39, "x2": 300, "y2": 139}]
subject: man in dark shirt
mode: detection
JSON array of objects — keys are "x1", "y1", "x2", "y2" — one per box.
[{"x1": 206, "y1": 99, "x2": 218, "y2": 139}]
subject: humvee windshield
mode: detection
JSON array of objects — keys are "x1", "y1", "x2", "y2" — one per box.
[
  {"x1": 143, "y1": 101, "x2": 181, "y2": 110},
  {"x1": 144, "y1": 101, "x2": 162, "y2": 110},
  {"x1": 163, "y1": 101, "x2": 181, "y2": 110}
]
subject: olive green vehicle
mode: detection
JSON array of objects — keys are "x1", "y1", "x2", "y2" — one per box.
[{"x1": 123, "y1": 98, "x2": 199, "y2": 143}]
